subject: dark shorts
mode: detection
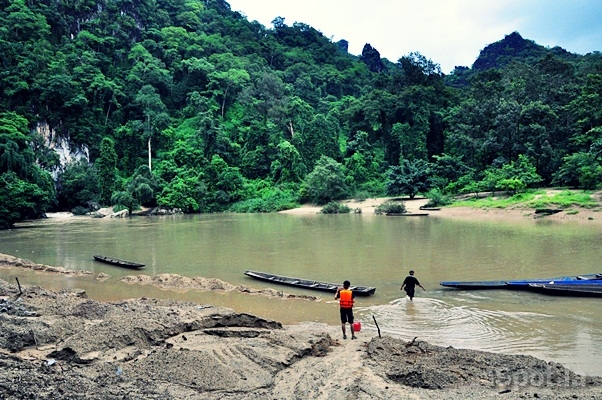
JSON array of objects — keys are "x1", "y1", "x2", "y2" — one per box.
[
  {"x1": 340, "y1": 307, "x2": 354, "y2": 324},
  {"x1": 404, "y1": 287, "x2": 415, "y2": 298}
]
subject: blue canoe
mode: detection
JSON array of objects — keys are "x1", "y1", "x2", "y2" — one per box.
[{"x1": 440, "y1": 273, "x2": 602, "y2": 289}]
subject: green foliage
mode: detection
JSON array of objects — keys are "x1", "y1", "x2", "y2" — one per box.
[
  {"x1": 0, "y1": 171, "x2": 55, "y2": 228},
  {"x1": 526, "y1": 190, "x2": 598, "y2": 209},
  {"x1": 320, "y1": 201, "x2": 351, "y2": 214},
  {"x1": 110, "y1": 191, "x2": 138, "y2": 215},
  {"x1": 157, "y1": 171, "x2": 207, "y2": 213},
  {"x1": 1, "y1": 1, "x2": 602, "y2": 226},
  {"x1": 95, "y1": 137, "x2": 118, "y2": 205},
  {"x1": 424, "y1": 188, "x2": 452, "y2": 207},
  {"x1": 451, "y1": 189, "x2": 597, "y2": 210},
  {"x1": 0, "y1": 112, "x2": 35, "y2": 177},
  {"x1": 374, "y1": 201, "x2": 407, "y2": 215},
  {"x1": 430, "y1": 154, "x2": 472, "y2": 190},
  {"x1": 57, "y1": 159, "x2": 100, "y2": 210},
  {"x1": 270, "y1": 140, "x2": 305, "y2": 183},
  {"x1": 554, "y1": 152, "x2": 602, "y2": 189},
  {"x1": 127, "y1": 165, "x2": 160, "y2": 206},
  {"x1": 231, "y1": 181, "x2": 300, "y2": 213},
  {"x1": 353, "y1": 191, "x2": 370, "y2": 202},
  {"x1": 299, "y1": 156, "x2": 348, "y2": 205},
  {"x1": 386, "y1": 159, "x2": 431, "y2": 199},
  {"x1": 71, "y1": 206, "x2": 90, "y2": 216},
  {"x1": 0, "y1": 112, "x2": 55, "y2": 228}
]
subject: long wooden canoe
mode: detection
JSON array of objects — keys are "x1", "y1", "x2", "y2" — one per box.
[
  {"x1": 385, "y1": 213, "x2": 429, "y2": 216},
  {"x1": 244, "y1": 270, "x2": 376, "y2": 296},
  {"x1": 93, "y1": 255, "x2": 145, "y2": 269}
]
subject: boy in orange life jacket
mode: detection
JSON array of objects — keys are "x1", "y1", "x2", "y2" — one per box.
[{"x1": 335, "y1": 280, "x2": 356, "y2": 340}]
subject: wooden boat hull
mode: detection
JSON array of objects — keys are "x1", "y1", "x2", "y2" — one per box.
[
  {"x1": 244, "y1": 270, "x2": 376, "y2": 296},
  {"x1": 441, "y1": 273, "x2": 602, "y2": 289},
  {"x1": 527, "y1": 283, "x2": 602, "y2": 297},
  {"x1": 385, "y1": 213, "x2": 429, "y2": 216},
  {"x1": 93, "y1": 255, "x2": 145, "y2": 269},
  {"x1": 440, "y1": 280, "x2": 508, "y2": 289}
]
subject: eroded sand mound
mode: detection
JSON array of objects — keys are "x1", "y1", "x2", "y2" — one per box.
[
  {"x1": 0, "y1": 253, "x2": 92, "y2": 275},
  {"x1": 121, "y1": 273, "x2": 319, "y2": 301}
]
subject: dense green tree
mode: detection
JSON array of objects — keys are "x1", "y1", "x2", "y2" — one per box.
[
  {"x1": 430, "y1": 153, "x2": 472, "y2": 189},
  {"x1": 270, "y1": 140, "x2": 305, "y2": 183},
  {"x1": 386, "y1": 159, "x2": 431, "y2": 199},
  {"x1": 111, "y1": 190, "x2": 138, "y2": 216},
  {"x1": 56, "y1": 159, "x2": 100, "y2": 211},
  {"x1": 134, "y1": 84, "x2": 170, "y2": 171},
  {"x1": 127, "y1": 165, "x2": 159, "y2": 206},
  {"x1": 204, "y1": 155, "x2": 244, "y2": 211},
  {"x1": 95, "y1": 137, "x2": 118, "y2": 205},
  {"x1": 158, "y1": 169, "x2": 207, "y2": 213},
  {"x1": 299, "y1": 155, "x2": 348, "y2": 204},
  {"x1": 554, "y1": 152, "x2": 602, "y2": 189},
  {"x1": 0, "y1": 170, "x2": 54, "y2": 228},
  {"x1": 0, "y1": 111, "x2": 55, "y2": 227}
]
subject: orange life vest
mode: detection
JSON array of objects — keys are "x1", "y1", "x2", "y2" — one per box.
[{"x1": 339, "y1": 289, "x2": 354, "y2": 308}]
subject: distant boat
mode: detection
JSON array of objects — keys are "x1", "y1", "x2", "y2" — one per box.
[
  {"x1": 93, "y1": 255, "x2": 145, "y2": 269},
  {"x1": 419, "y1": 206, "x2": 441, "y2": 211},
  {"x1": 244, "y1": 270, "x2": 376, "y2": 296},
  {"x1": 385, "y1": 213, "x2": 429, "y2": 216},
  {"x1": 441, "y1": 273, "x2": 602, "y2": 290}
]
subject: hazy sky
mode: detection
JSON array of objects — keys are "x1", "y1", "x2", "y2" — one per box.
[{"x1": 226, "y1": 0, "x2": 602, "y2": 74}]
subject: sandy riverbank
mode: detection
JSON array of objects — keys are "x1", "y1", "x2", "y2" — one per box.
[
  {"x1": 279, "y1": 193, "x2": 602, "y2": 224},
  {"x1": 1, "y1": 275, "x2": 602, "y2": 399}
]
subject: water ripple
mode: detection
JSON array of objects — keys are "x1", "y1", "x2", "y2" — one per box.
[{"x1": 357, "y1": 297, "x2": 552, "y2": 355}]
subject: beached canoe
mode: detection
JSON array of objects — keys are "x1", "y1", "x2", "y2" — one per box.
[
  {"x1": 440, "y1": 273, "x2": 602, "y2": 289},
  {"x1": 243, "y1": 270, "x2": 376, "y2": 296},
  {"x1": 385, "y1": 213, "x2": 429, "y2": 216},
  {"x1": 93, "y1": 255, "x2": 145, "y2": 269}
]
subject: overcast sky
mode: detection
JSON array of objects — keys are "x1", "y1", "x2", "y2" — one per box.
[{"x1": 226, "y1": 0, "x2": 602, "y2": 74}]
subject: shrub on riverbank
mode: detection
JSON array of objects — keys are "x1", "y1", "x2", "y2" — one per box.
[{"x1": 374, "y1": 201, "x2": 407, "y2": 215}]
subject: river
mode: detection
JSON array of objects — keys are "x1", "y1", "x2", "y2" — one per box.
[{"x1": 0, "y1": 212, "x2": 600, "y2": 376}]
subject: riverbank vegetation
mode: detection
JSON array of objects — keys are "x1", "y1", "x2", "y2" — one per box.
[
  {"x1": 451, "y1": 189, "x2": 601, "y2": 212},
  {"x1": 1, "y1": 1, "x2": 601, "y2": 228}
]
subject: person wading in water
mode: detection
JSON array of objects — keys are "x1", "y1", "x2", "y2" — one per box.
[
  {"x1": 335, "y1": 280, "x2": 356, "y2": 340},
  {"x1": 400, "y1": 270, "x2": 425, "y2": 301}
]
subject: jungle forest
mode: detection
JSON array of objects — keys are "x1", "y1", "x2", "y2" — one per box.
[{"x1": 1, "y1": 0, "x2": 601, "y2": 228}]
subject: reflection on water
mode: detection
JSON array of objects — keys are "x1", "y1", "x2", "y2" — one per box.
[{"x1": 0, "y1": 212, "x2": 601, "y2": 376}]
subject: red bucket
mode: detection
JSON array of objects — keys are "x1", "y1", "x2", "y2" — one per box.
[{"x1": 352, "y1": 322, "x2": 361, "y2": 332}]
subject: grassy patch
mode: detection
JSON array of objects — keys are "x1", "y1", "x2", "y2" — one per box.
[
  {"x1": 452, "y1": 190, "x2": 598, "y2": 210},
  {"x1": 526, "y1": 190, "x2": 598, "y2": 209}
]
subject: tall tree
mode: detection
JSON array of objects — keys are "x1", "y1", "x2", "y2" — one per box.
[
  {"x1": 95, "y1": 137, "x2": 118, "y2": 205},
  {"x1": 134, "y1": 85, "x2": 170, "y2": 171}
]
